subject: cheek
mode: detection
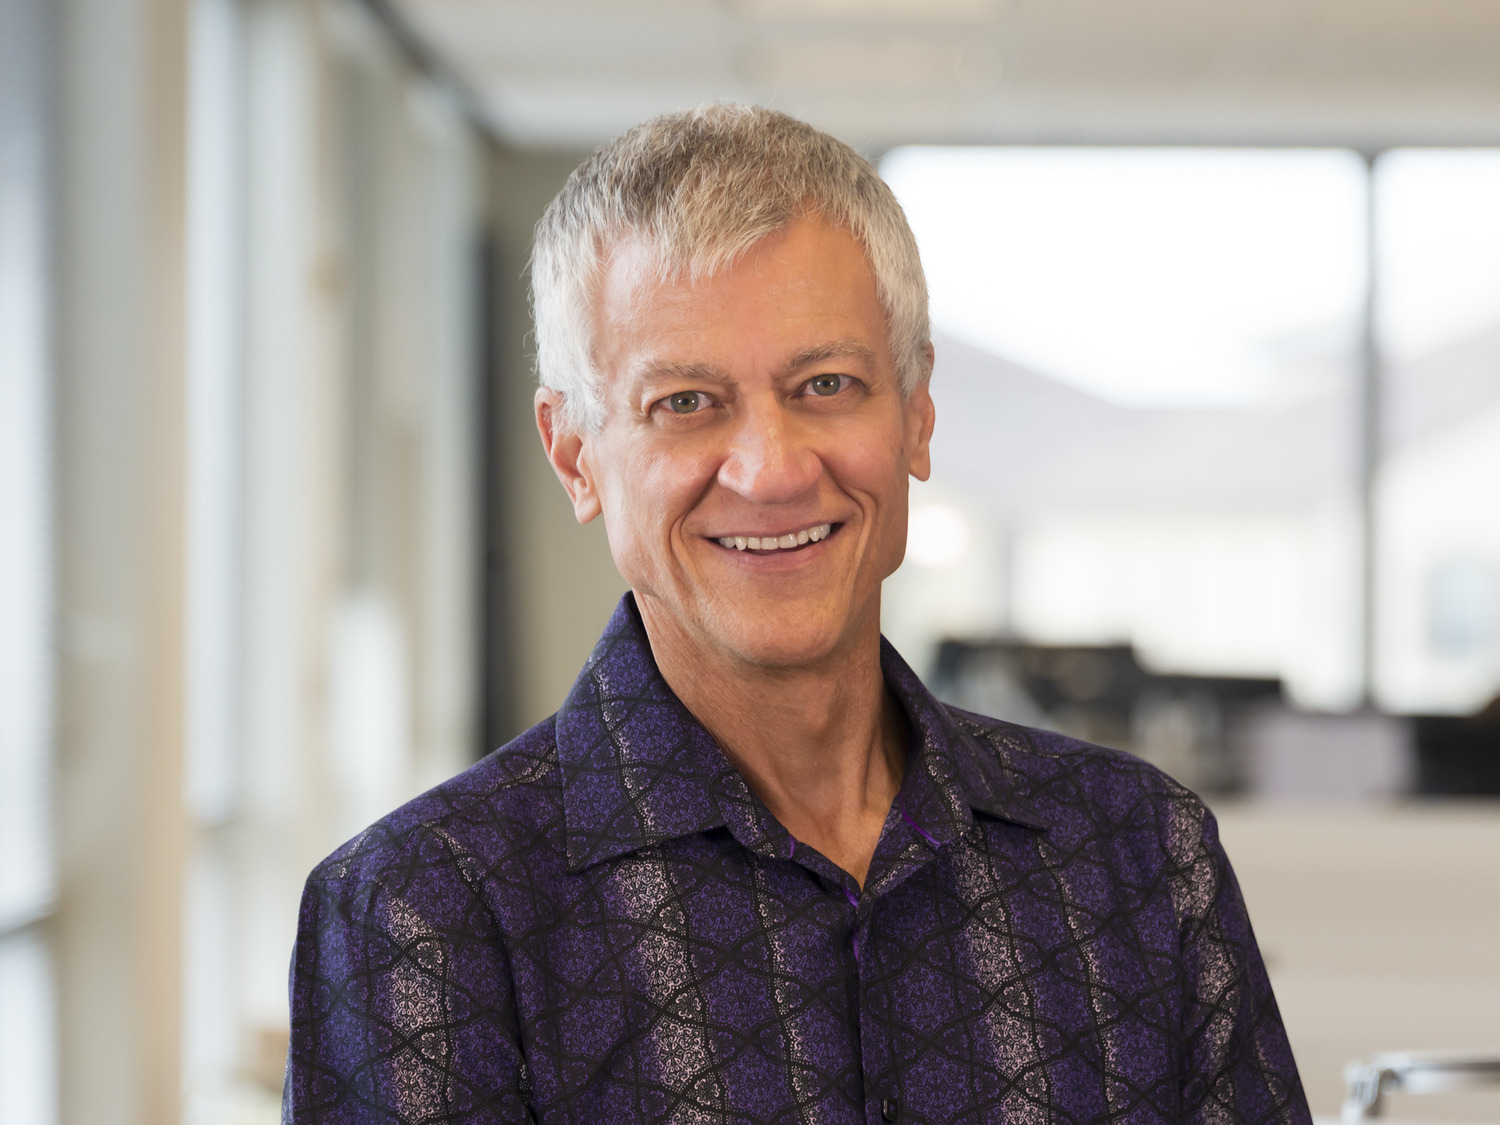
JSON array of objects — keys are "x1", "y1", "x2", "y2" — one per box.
[
  {"x1": 835, "y1": 424, "x2": 911, "y2": 506},
  {"x1": 599, "y1": 442, "x2": 719, "y2": 550},
  {"x1": 874, "y1": 483, "x2": 910, "y2": 558},
  {"x1": 829, "y1": 436, "x2": 911, "y2": 560}
]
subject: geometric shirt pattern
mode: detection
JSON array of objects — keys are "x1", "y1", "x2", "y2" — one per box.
[{"x1": 284, "y1": 594, "x2": 1312, "y2": 1124}]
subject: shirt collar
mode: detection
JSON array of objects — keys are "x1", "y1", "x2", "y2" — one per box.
[
  {"x1": 877, "y1": 630, "x2": 1051, "y2": 840},
  {"x1": 555, "y1": 594, "x2": 1048, "y2": 874}
]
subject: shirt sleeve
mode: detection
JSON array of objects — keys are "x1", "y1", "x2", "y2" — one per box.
[
  {"x1": 282, "y1": 832, "x2": 535, "y2": 1124},
  {"x1": 1175, "y1": 805, "x2": 1313, "y2": 1125}
]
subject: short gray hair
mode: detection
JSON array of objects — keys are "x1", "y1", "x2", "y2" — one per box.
[{"x1": 531, "y1": 103, "x2": 931, "y2": 432}]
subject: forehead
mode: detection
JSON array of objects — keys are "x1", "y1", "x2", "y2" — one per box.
[{"x1": 592, "y1": 218, "x2": 889, "y2": 380}]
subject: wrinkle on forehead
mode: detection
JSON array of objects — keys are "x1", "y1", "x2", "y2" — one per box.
[
  {"x1": 603, "y1": 203, "x2": 828, "y2": 286},
  {"x1": 598, "y1": 217, "x2": 856, "y2": 315}
]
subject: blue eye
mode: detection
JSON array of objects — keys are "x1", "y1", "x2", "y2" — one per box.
[
  {"x1": 806, "y1": 374, "x2": 845, "y2": 397},
  {"x1": 667, "y1": 391, "x2": 706, "y2": 414}
]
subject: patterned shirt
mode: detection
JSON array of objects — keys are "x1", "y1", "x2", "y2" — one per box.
[{"x1": 285, "y1": 594, "x2": 1311, "y2": 1124}]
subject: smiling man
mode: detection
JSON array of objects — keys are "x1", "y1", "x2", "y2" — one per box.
[{"x1": 285, "y1": 106, "x2": 1311, "y2": 1125}]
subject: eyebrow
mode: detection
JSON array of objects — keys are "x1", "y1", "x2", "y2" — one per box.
[
  {"x1": 786, "y1": 339, "x2": 879, "y2": 372},
  {"x1": 626, "y1": 338, "x2": 880, "y2": 392},
  {"x1": 629, "y1": 360, "x2": 731, "y2": 389}
]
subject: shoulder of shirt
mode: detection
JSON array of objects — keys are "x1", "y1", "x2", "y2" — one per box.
[
  {"x1": 945, "y1": 706, "x2": 1240, "y2": 936},
  {"x1": 940, "y1": 702, "x2": 1212, "y2": 844},
  {"x1": 304, "y1": 713, "x2": 565, "y2": 892}
]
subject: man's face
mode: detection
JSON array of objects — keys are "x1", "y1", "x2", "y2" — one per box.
[{"x1": 542, "y1": 216, "x2": 934, "y2": 671}]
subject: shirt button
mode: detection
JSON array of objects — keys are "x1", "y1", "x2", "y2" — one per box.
[{"x1": 881, "y1": 1095, "x2": 899, "y2": 1121}]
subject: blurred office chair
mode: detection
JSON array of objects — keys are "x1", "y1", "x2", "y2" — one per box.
[{"x1": 1342, "y1": 1050, "x2": 1500, "y2": 1121}]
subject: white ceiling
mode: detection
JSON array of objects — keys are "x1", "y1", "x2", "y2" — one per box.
[{"x1": 392, "y1": 0, "x2": 1500, "y2": 150}]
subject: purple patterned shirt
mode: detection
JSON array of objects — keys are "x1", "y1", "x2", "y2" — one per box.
[{"x1": 285, "y1": 594, "x2": 1310, "y2": 1124}]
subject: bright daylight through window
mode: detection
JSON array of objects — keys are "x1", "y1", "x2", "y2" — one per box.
[{"x1": 882, "y1": 146, "x2": 1500, "y2": 801}]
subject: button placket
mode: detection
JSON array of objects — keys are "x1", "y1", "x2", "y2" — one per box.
[{"x1": 842, "y1": 885, "x2": 865, "y2": 963}]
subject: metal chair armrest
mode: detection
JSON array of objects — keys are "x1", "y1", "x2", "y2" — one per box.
[{"x1": 1342, "y1": 1050, "x2": 1500, "y2": 1121}]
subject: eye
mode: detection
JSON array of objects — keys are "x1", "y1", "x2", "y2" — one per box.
[
  {"x1": 663, "y1": 390, "x2": 710, "y2": 414},
  {"x1": 804, "y1": 373, "x2": 848, "y2": 397}
]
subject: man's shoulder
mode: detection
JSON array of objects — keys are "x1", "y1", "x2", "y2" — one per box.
[
  {"x1": 305, "y1": 715, "x2": 566, "y2": 899},
  {"x1": 941, "y1": 703, "x2": 1211, "y2": 849}
]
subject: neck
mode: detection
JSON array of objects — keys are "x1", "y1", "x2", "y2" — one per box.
[{"x1": 637, "y1": 595, "x2": 905, "y2": 888}]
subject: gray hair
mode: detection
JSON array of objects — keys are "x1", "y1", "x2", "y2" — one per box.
[{"x1": 531, "y1": 103, "x2": 931, "y2": 432}]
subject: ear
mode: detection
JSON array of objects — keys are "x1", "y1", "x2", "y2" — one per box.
[
  {"x1": 905, "y1": 342, "x2": 937, "y2": 482},
  {"x1": 535, "y1": 388, "x2": 603, "y2": 524}
]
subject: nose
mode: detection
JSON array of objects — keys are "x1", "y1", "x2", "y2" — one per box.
[{"x1": 716, "y1": 399, "x2": 820, "y2": 504}]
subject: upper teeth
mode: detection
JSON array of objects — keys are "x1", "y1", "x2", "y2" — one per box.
[{"x1": 717, "y1": 523, "x2": 832, "y2": 551}]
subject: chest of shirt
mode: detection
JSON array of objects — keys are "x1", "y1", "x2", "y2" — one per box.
[{"x1": 493, "y1": 823, "x2": 1188, "y2": 1124}]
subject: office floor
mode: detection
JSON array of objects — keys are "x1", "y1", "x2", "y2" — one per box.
[{"x1": 1216, "y1": 802, "x2": 1500, "y2": 1122}]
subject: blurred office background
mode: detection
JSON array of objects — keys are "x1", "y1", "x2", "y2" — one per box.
[{"x1": 2, "y1": 0, "x2": 1499, "y2": 1122}]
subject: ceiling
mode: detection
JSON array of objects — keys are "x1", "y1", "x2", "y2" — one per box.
[{"x1": 391, "y1": 0, "x2": 1500, "y2": 151}]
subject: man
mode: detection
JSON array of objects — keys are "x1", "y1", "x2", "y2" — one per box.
[{"x1": 285, "y1": 105, "x2": 1310, "y2": 1124}]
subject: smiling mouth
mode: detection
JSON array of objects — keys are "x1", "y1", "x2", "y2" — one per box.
[{"x1": 714, "y1": 522, "x2": 834, "y2": 552}]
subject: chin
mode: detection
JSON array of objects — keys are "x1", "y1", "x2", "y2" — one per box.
[{"x1": 700, "y1": 601, "x2": 856, "y2": 670}]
